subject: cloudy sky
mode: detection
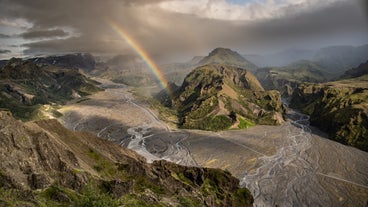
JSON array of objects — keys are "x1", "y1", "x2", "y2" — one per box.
[{"x1": 0, "y1": 0, "x2": 367, "y2": 61}]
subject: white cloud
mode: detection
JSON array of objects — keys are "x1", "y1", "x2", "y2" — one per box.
[{"x1": 158, "y1": 0, "x2": 344, "y2": 21}]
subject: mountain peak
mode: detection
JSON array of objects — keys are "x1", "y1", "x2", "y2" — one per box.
[{"x1": 198, "y1": 48, "x2": 258, "y2": 70}]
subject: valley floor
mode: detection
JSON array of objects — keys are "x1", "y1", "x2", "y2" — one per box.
[{"x1": 58, "y1": 79, "x2": 368, "y2": 207}]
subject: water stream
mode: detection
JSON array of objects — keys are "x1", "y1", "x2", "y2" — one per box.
[{"x1": 240, "y1": 108, "x2": 331, "y2": 206}]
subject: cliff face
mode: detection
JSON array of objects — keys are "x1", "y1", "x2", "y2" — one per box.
[
  {"x1": 171, "y1": 64, "x2": 284, "y2": 131},
  {"x1": 291, "y1": 75, "x2": 368, "y2": 151},
  {"x1": 0, "y1": 111, "x2": 253, "y2": 206}
]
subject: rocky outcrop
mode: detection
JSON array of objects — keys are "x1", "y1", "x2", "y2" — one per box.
[
  {"x1": 0, "y1": 111, "x2": 253, "y2": 206},
  {"x1": 291, "y1": 77, "x2": 368, "y2": 151},
  {"x1": 169, "y1": 64, "x2": 284, "y2": 130}
]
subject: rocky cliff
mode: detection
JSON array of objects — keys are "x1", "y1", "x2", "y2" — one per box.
[
  {"x1": 0, "y1": 111, "x2": 253, "y2": 206},
  {"x1": 291, "y1": 74, "x2": 368, "y2": 151},
  {"x1": 168, "y1": 64, "x2": 284, "y2": 131}
]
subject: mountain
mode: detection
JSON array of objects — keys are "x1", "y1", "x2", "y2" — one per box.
[
  {"x1": 165, "y1": 64, "x2": 284, "y2": 131},
  {"x1": 313, "y1": 44, "x2": 368, "y2": 74},
  {"x1": 244, "y1": 49, "x2": 315, "y2": 67},
  {"x1": 255, "y1": 60, "x2": 329, "y2": 96},
  {"x1": 31, "y1": 53, "x2": 96, "y2": 72},
  {"x1": 291, "y1": 74, "x2": 368, "y2": 151},
  {"x1": 0, "y1": 58, "x2": 101, "y2": 120},
  {"x1": 244, "y1": 44, "x2": 368, "y2": 75},
  {"x1": 198, "y1": 48, "x2": 258, "y2": 71},
  {"x1": 339, "y1": 60, "x2": 368, "y2": 79},
  {"x1": 0, "y1": 111, "x2": 253, "y2": 206},
  {"x1": 189, "y1": 56, "x2": 205, "y2": 65}
]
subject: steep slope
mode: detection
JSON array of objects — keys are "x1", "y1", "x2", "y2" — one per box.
[
  {"x1": 0, "y1": 111, "x2": 253, "y2": 206},
  {"x1": 291, "y1": 75, "x2": 368, "y2": 151},
  {"x1": 339, "y1": 60, "x2": 368, "y2": 79},
  {"x1": 255, "y1": 60, "x2": 329, "y2": 96},
  {"x1": 171, "y1": 64, "x2": 284, "y2": 130},
  {"x1": 0, "y1": 58, "x2": 101, "y2": 120},
  {"x1": 198, "y1": 48, "x2": 258, "y2": 71}
]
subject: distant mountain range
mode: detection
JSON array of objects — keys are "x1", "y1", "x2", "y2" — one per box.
[
  {"x1": 254, "y1": 60, "x2": 330, "y2": 96},
  {"x1": 30, "y1": 53, "x2": 96, "y2": 72},
  {"x1": 244, "y1": 44, "x2": 368, "y2": 74}
]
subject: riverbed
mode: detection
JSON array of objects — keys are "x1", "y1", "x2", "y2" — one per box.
[{"x1": 58, "y1": 79, "x2": 368, "y2": 206}]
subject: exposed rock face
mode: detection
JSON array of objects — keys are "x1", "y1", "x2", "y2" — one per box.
[
  {"x1": 0, "y1": 111, "x2": 253, "y2": 206},
  {"x1": 198, "y1": 48, "x2": 258, "y2": 71},
  {"x1": 291, "y1": 75, "x2": 368, "y2": 151},
  {"x1": 0, "y1": 59, "x2": 101, "y2": 120},
  {"x1": 171, "y1": 64, "x2": 284, "y2": 130}
]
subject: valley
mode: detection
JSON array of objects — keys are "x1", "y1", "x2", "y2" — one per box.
[{"x1": 59, "y1": 78, "x2": 368, "y2": 207}]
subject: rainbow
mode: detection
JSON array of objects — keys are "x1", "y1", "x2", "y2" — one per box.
[{"x1": 108, "y1": 21, "x2": 170, "y2": 91}]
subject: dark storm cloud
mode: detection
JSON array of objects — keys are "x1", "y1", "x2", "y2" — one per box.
[
  {"x1": 0, "y1": 33, "x2": 11, "y2": 38},
  {"x1": 0, "y1": 0, "x2": 367, "y2": 59},
  {"x1": 19, "y1": 29, "x2": 69, "y2": 39},
  {"x1": 0, "y1": 49, "x2": 11, "y2": 54}
]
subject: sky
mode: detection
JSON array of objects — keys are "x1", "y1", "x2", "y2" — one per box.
[{"x1": 0, "y1": 0, "x2": 367, "y2": 61}]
